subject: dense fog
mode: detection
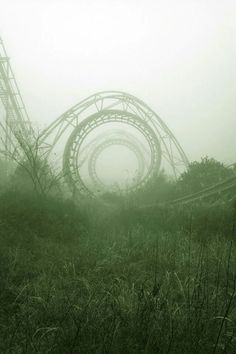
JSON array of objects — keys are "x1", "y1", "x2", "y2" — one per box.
[{"x1": 0, "y1": 0, "x2": 235, "y2": 165}]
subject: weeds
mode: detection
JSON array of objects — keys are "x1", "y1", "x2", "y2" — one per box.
[{"x1": 0, "y1": 192, "x2": 236, "y2": 353}]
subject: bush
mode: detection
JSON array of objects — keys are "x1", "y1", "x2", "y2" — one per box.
[{"x1": 0, "y1": 190, "x2": 87, "y2": 239}]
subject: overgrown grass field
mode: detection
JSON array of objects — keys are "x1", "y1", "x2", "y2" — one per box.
[{"x1": 0, "y1": 190, "x2": 236, "y2": 353}]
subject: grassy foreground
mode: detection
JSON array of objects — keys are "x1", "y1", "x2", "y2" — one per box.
[{"x1": 0, "y1": 192, "x2": 236, "y2": 353}]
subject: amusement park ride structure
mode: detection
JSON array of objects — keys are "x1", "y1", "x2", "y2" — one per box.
[
  {"x1": 0, "y1": 38, "x2": 236, "y2": 204},
  {"x1": 0, "y1": 38, "x2": 35, "y2": 160}
]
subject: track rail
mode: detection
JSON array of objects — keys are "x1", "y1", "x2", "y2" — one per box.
[
  {"x1": 0, "y1": 38, "x2": 34, "y2": 156},
  {"x1": 170, "y1": 176, "x2": 236, "y2": 205},
  {"x1": 0, "y1": 38, "x2": 235, "y2": 205}
]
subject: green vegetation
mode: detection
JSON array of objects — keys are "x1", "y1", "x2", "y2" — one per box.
[
  {"x1": 0, "y1": 157, "x2": 236, "y2": 353},
  {"x1": 176, "y1": 157, "x2": 236, "y2": 196}
]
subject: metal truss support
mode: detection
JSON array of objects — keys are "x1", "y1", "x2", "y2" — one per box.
[
  {"x1": 0, "y1": 38, "x2": 34, "y2": 162},
  {"x1": 87, "y1": 137, "x2": 146, "y2": 193},
  {"x1": 39, "y1": 91, "x2": 189, "y2": 197}
]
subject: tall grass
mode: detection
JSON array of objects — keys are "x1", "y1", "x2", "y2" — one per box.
[{"x1": 0, "y1": 190, "x2": 236, "y2": 353}]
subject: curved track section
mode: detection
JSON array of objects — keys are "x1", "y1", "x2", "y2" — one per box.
[
  {"x1": 39, "y1": 91, "x2": 189, "y2": 196},
  {"x1": 63, "y1": 109, "x2": 161, "y2": 196},
  {"x1": 1, "y1": 39, "x2": 235, "y2": 204},
  {"x1": 88, "y1": 137, "x2": 146, "y2": 193},
  {"x1": 78, "y1": 128, "x2": 150, "y2": 170}
]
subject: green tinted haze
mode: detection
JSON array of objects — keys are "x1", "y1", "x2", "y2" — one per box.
[{"x1": 0, "y1": 0, "x2": 235, "y2": 163}]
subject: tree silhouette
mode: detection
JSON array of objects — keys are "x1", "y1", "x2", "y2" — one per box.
[{"x1": 176, "y1": 156, "x2": 234, "y2": 195}]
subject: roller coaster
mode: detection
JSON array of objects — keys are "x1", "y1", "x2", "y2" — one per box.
[{"x1": 0, "y1": 38, "x2": 235, "y2": 204}]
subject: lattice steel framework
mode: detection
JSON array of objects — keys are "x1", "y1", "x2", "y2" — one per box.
[
  {"x1": 0, "y1": 38, "x2": 34, "y2": 160},
  {"x1": 39, "y1": 91, "x2": 189, "y2": 196},
  {"x1": 1, "y1": 38, "x2": 236, "y2": 203},
  {"x1": 78, "y1": 128, "x2": 149, "y2": 170},
  {"x1": 88, "y1": 137, "x2": 146, "y2": 193},
  {"x1": 62, "y1": 109, "x2": 161, "y2": 196}
]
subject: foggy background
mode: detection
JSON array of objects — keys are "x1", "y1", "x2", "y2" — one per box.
[{"x1": 0, "y1": 0, "x2": 235, "y2": 164}]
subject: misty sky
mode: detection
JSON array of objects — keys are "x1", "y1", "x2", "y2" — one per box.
[{"x1": 1, "y1": 0, "x2": 236, "y2": 164}]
